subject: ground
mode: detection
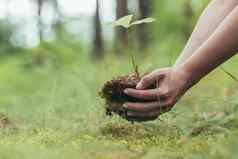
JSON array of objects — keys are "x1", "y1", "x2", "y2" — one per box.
[{"x1": 0, "y1": 47, "x2": 238, "y2": 159}]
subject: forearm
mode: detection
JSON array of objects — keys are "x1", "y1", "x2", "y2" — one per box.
[
  {"x1": 175, "y1": 0, "x2": 238, "y2": 66},
  {"x1": 181, "y1": 6, "x2": 238, "y2": 86}
]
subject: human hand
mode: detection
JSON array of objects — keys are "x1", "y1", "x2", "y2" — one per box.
[{"x1": 123, "y1": 66, "x2": 192, "y2": 122}]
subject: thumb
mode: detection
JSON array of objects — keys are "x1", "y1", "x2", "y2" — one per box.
[{"x1": 137, "y1": 70, "x2": 165, "y2": 89}]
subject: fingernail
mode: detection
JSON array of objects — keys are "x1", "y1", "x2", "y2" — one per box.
[
  {"x1": 124, "y1": 89, "x2": 128, "y2": 94},
  {"x1": 127, "y1": 112, "x2": 133, "y2": 116},
  {"x1": 123, "y1": 104, "x2": 128, "y2": 108},
  {"x1": 136, "y1": 82, "x2": 142, "y2": 89}
]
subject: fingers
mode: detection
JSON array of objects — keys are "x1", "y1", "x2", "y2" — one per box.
[
  {"x1": 123, "y1": 99, "x2": 174, "y2": 113},
  {"x1": 125, "y1": 114, "x2": 158, "y2": 122},
  {"x1": 124, "y1": 88, "x2": 160, "y2": 100},
  {"x1": 123, "y1": 105, "x2": 172, "y2": 122},
  {"x1": 123, "y1": 101, "x2": 165, "y2": 113},
  {"x1": 137, "y1": 70, "x2": 165, "y2": 89},
  {"x1": 125, "y1": 109, "x2": 170, "y2": 122},
  {"x1": 121, "y1": 99, "x2": 174, "y2": 122},
  {"x1": 127, "y1": 110, "x2": 168, "y2": 118}
]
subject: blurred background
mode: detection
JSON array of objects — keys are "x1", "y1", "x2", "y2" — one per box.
[
  {"x1": 1, "y1": 0, "x2": 238, "y2": 120},
  {"x1": 1, "y1": 0, "x2": 238, "y2": 158},
  {"x1": 1, "y1": 0, "x2": 238, "y2": 125},
  {"x1": 0, "y1": 0, "x2": 210, "y2": 58}
]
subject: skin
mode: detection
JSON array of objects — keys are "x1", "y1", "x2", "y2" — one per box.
[
  {"x1": 123, "y1": 0, "x2": 238, "y2": 121},
  {"x1": 176, "y1": 0, "x2": 238, "y2": 65}
]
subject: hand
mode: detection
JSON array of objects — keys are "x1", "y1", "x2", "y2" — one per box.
[{"x1": 123, "y1": 66, "x2": 192, "y2": 122}]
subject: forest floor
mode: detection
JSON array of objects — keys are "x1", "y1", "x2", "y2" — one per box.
[{"x1": 0, "y1": 48, "x2": 238, "y2": 159}]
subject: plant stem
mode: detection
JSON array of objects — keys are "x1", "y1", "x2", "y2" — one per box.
[
  {"x1": 127, "y1": 28, "x2": 140, "y2": 78},
  {"x1": 220, "y1": 66, "x2": 238, "y2": 82}
]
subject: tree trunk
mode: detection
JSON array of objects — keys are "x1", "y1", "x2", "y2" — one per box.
[
  {"x1": 37, "y1": 0, "x2": 43, "y2": 42},
  {"x1": 138, "y1": 0, "x2": 152, "y2": 50},
  {"x1": 52, "y1": 0, "x2": 64, "y2": 39},
  {"x1": 115, "y1": 0, "x2": 128, "y2": 55},
  {"x1": 92, "y1": 0, "x2": 104, "y2": 59}
]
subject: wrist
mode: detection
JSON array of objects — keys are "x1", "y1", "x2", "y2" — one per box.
[{"x1": 173, "y1": 64, "x2": 196, "y2": 90}]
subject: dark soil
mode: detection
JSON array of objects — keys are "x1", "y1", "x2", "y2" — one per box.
[
  {"x1": 99, "y1": 74, "x2": 156, "y2": 122},
  {"x1": 100, "y1": 74, "x2": 140, "y2": 116}
]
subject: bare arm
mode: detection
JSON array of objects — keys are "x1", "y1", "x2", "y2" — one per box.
[
  {"x1": 181, "y1": 5, "x2": 238, "y2": 86},
  {"x1": 175, "y1": 0, "x2": 238, "y2": 66},
  {"x1": 123, "y1": 3, "x2": 238, "y2": 122}
]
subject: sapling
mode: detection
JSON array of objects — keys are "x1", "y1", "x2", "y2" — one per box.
[
  {"x1": 99, "y1": 15, "x2": 156, "y2": 122},
  {"x1": 111, "y1": 14, "x2": 155, "y2": 77}
]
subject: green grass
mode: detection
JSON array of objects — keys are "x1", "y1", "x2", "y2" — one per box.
[{"x1": 0, "y1": 41, "x2": 238, "y2": 159}]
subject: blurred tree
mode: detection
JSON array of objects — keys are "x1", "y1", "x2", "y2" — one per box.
[
  {"x1": 137, "y1": 0, "x2": 153, "y2": 50},
  {"x1": 51, "y1": 0, "x2": 64, "y2": 39},
  {"x1": 0, "y1": 21, "x2": 19, "y2": 54},
  {"x1": 36, "y1": 0, "x2": 44, "y2": 42},
  {"x1": 92, "y1": 0, "x2": 104, "y2": 59},
  {"x1": 33, "y1": 0, "x2": 66, "y2": 43},
  {"x1": 153, "y1": 1, "x2": 188, "y2": 41},
  {"x1": 115, "y1": 0, "x2": 128, "y2": 55}
]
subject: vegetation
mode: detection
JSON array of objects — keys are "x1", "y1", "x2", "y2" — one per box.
[
  {"x1": 0, "y1": 40, "x2": 237, "y2": 158},
  {"x1": 0, "y1": 0, "x2": 237, "y2": 158}
]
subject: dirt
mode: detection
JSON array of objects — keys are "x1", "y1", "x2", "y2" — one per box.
[
  {"x1": 0, "y1": 113, "x2": 15, "y2": 129},
  {"x1": 100, "y1": 74, "x2": 140, "y2": 116},
  {"x1": 99, "y1": 73, "x2": 156, "y2": 122}
]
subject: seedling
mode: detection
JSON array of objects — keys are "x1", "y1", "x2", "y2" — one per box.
[
  {"x1": 111, "y1": 14, "x2": 156, "y2": 77},
  {"x1": 100, "y1": 15, "x2": 156, "y2": 122},
  {"x1": 111, "y1": 14, "x2": 155, "y2": 29}
]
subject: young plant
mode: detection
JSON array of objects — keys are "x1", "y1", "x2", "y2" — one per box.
[
  {"x1": 111, "y1": 15, "x2": 155, "y2": 29},
  {"x1": 111, "y1": 15, "x2": 156, "y2": 77},
  {"x1": 100, "y1": 15, "x2": 156, "y2": 122}
]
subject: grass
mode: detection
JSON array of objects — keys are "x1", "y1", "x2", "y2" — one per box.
[{"x1": 0, "y1": 40, "x2": 238, "y2": 159}]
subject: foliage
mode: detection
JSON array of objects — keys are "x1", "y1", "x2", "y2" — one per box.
[
  {"x1": 111, "y1": 14, "x2": 156, "y2": 29},
  {"x1": 0, "y1": 39, "x2": 237, "y2": 158},
  {"x1": 0, "y1": 21, "x2": 20, "y2": 55},
  {"x1": 0, "y1": 0, "x2": 237, "y2": 158}
]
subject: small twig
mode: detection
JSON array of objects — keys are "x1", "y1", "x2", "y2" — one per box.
[
  {"x1": 128, "y1": 28, "x2": 140, "y2": 78},
  {"x1": 220, "y1": 66, "x2": 238, "y2": 82},
  {"x1": 130, "y1": 53, "x2": 139, "y2": 78}
]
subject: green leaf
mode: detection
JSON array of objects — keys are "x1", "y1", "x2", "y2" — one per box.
[
  {"x1": 112, "y1": 15, "x2": 134, "y2": 29},
  {"x1": 131, "y1": 18, "x2": 156, "y2": 26}
]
